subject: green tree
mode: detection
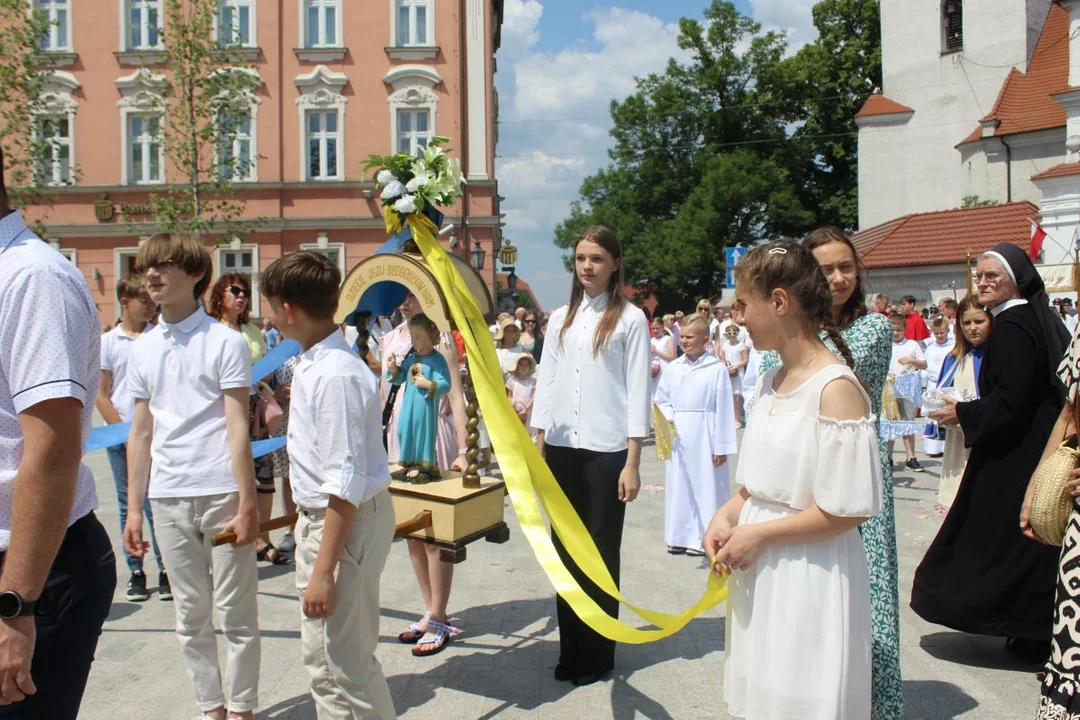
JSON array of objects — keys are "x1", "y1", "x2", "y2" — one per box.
[
  {"x1": 144, "y1": 0, "x2": 261, "y2": 237},
  {"x1": 960, "y1": 195, "x2": 997, "y2": 208},
  {"x1": 0, "y1": 0, "x2": 60, "y2": 216},
  {"x1": 782, "y1": 0, "x2": 882, "y2": 229},
  {"x1": 554, "y1": 0, "x2": 882, "y2": 303}
]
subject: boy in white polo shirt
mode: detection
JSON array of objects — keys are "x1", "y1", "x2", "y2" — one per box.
[
  {"x1": 95, "y1": 274, "x2": 168, "y2": 602},
  {"x1": 122, "y1": 233, "x2": 260, "y2": 720},
  {"x1": 262, "y1": 251, "x2": 396, "y2": 719}
]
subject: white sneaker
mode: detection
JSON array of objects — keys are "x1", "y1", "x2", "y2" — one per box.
[{"x1": 277, "y1": 531, "x2": 296, "y2": 553}]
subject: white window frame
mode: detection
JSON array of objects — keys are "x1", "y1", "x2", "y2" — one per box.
[
  {"x1": 216, "y1": 107, "x2": 257, "y2": 182},
  {"x1": 113, "y1": 247, "x2": 142, "y2": 319},
  {"x1": 36, "y1": 71, "x2": 79, "y2": 187},
  {"x1": 215, "y1": 0, "x2": 256, "y2": 47},
  {"x1": 300, "y1": 0, "x2": 342, "y2": 49},
  {"x1": 392, "y1": 0, "x2": 434, "y2": 48},
  {"x1": 301, "y1": 240, "x2": 346, "y2": 273},
  {"x1": 126, "y1": 112, "x2": 164, "y2": 185},
  {"x1": 53, "y1": 245, "x2": 77, "y2": 264},
  {"x1": 35, "y1": 0, "x2": 72, "y2": 52},
  {"x1": 383, "y1": 66, "x2": 441, "y2": 160},
  {"x1": 123, "y1": 0, "x2": 163, "y2": 51},
  {"x1": 35, "y1": 114, "x2": 73, "y2": 186},
  {"x1": 116, "y1": 69, "x2": 166, "y2": 185},
  {"x1": 304, "y1": 109, "x2": 342, "y2": 181},
  {"x1": 395, "y1": 108, "x2": 432, "y2": 157},
  {"x1": 216, "y1": 244, "x2": 261, "y2": 314},
  {"x1": 295, "y1": 65, "x2": 348, "y2": 182}
]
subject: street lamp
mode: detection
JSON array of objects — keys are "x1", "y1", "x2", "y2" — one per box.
[
  {"x1": 506, "y1": 267, "x2": 518, "y2": 291},
  {"x1": 470, "y1": 240, "x2": 486, "y2": 271}
]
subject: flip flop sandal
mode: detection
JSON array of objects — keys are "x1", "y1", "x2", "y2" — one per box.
[
  {"x1": 398, "y1": 612, "x2": 431, "y2": 644},
  {"x1": 411, "y1": 628, "x2": 450, "y2": 657},
  {"x1": 257, "y1": 543, "x2": 290, "y2": 565}
]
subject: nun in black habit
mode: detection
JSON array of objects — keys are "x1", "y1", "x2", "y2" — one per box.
[{"x1": 913, "y1": 242, "x2": 1070, "y2": 656}]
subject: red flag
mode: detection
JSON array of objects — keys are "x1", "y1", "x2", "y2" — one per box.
[{"x1": 1031, "y1": 220, "x2": 1047, "y2": 260}]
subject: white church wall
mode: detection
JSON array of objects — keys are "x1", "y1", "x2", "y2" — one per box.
[
  {"x1": 860, "y1": 0, "x2": 1045, "y2": 229},
  {"x1": 1007, "y1": 129, "x2": 1065, "y2": 203}
]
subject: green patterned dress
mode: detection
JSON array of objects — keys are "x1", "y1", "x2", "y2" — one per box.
[{"x1": 758, "y1": 311, "x2": 902, "y2": 720}]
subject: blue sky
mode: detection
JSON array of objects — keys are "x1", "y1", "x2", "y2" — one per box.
[{"x1": 493, "y1": 0, "x2": 821, "y2": 310}]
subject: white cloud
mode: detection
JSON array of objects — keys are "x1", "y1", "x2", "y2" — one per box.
[
  {"x1": 748, "y1": 0, "x2": 819, "y2": 52},
  {"x1": 513, "y1": 8, "x2": 688, "y2": 118},
  {"x1": 498, "y1": 151, "x2": 585, "y2": 190},
  {"x1": 501, "y1": 0, "x2": 543, "y2": 59},
  {"x1": 502, "y1": 208, "x2": 539, "y2": 231}
]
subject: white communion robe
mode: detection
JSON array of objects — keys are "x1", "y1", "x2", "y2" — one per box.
[{"x1": 654, "y1": 352, "x2": 739, "y2": 550}]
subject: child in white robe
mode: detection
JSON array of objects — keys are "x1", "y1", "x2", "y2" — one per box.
[{"x1": 654, "y1": 316, "x2": 738, "y2": 555}]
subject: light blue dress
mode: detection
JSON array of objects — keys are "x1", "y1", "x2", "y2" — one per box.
[{"x1": 390, "y1": 351, "x2": 451, "y2": 467}]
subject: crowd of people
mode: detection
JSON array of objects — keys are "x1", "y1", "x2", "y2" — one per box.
[{"x1": 9, "y1": 158, "x2": 1080, "y2": 720}]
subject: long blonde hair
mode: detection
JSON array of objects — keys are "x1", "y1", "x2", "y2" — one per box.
[{"x1": 558, "y1": 225, "x2": 627, "y2": 357}]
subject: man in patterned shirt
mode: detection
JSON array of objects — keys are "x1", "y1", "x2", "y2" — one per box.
[{"x1": 0, "y1": 151, "x2": 116, "y2": 718}]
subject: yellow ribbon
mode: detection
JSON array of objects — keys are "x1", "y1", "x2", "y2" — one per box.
[
  {"x1": 652, "y1": 404, "x2": 677, "y2": 462},
  {"x1": 408, "y1": 212, "x2": 727, "y2": 643}
]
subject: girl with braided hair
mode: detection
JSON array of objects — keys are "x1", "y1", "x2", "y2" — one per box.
[
  {"x1": 755, "y1": 226, "x2": 903, "y2": 719},
  {"x1": 705, "y1": 240, "x2": 882, "y2": 719}
]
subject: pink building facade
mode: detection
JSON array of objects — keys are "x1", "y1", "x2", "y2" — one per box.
[{"x1": 20, "y1": 0, "x2": 504, "y2": 324}]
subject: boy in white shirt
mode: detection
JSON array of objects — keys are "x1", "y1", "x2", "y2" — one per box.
[
  {"x1": 922, "y1": 316, "x2": 955, "y2": 457},
  {"x1": 262, "y1": 252, "x2": 397, "y2": 719},
  {"x1": 95, "y1": 275, "x2": 168, "y2": 603},
  {"x1": 123, "y1": 233, "x2": 260, "y2": 720},
  {"x1": 888, "y1": 313, "x2": 927, "y2": 474}
]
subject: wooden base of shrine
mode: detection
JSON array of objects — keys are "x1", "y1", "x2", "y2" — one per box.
[{"x1": 389, "y1": 466, "x2": 509, "y2": 564}]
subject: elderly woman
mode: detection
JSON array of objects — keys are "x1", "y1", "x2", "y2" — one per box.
[{"x1": 914, "y1": 243, "x2": 1069, "y2": 660}]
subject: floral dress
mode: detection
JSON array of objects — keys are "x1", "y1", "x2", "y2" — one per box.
[
  {"x1": 1039, "y1": 323, "x2": 1080, "y2": 719},
  {"x1": 758, "y1": 311, "x2": 903, "y2": 720},
  {"x1": 271, "y1": 356, "x2": 297, "y2": 481}
]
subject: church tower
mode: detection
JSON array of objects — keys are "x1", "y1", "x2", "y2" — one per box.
[{"x1": 856, "y1": 0, "x2": 1053, "y2": 228}]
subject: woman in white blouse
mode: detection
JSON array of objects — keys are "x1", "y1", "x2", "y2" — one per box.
[{"x1": 531, "y1": 225, "x2": 651, "y2": 687}]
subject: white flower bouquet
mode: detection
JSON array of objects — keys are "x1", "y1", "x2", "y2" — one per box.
[{"x1": 364, "y1": 137, "x2": 466, "y2": 224}]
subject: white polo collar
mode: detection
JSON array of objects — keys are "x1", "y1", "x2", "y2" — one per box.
[
  {"x1": 300, "y1": 328, "x2": 350, "y2": 364},
  {"x1": 159, "y1": 307, "x2": 209, "y2": 336}
]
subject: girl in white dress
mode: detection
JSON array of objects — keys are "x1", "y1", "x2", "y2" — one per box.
[
  {"x1": 705, "y1": 242, "x2": 883, "y2": 720},
  {"x1": 649, "y1": 317, "x2": 677, "y2": 405}
]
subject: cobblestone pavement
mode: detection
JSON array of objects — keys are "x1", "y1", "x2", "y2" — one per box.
[{"x1": 78, "y1": 438, "x2": 1042, "y2": 719}]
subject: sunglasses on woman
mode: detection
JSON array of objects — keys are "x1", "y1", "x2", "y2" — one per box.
[{"x1": 228, "y1": 285, "x2": 248, "y2": 298}]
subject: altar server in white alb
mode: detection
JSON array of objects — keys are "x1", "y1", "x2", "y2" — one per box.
[{"x1": 654, "y1": 315, "x2": 738, "y2": 555}]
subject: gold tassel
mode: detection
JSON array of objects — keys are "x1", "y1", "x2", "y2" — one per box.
[{"x1": 653, "y1": 404, "x2": 677, "y2": 461}]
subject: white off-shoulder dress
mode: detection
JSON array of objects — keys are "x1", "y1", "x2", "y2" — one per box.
[{"x1": 725, "y1": 363, "x2": 883, "y2": 720}]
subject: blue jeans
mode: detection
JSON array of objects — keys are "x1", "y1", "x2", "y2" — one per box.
[{"x1": 106, "y1": 444, "x2": 164, "y2": 573}]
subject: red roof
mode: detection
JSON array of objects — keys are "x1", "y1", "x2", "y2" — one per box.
[
  {"x1": 852, "y1": 201, "x2": 1038, "y2": 268},
  {"x1": 855, "y1": 93, "x2": 914, "y2": 119},
  {"x1": 1031, "y1": 161, "x2": 1080, "y2": 181},
  {"x1": 959, "y1": 3, "x2": 1069, "y2": 145},
  {"x1": 496, "y1": 273, "x2": 543, "y2": 313}
]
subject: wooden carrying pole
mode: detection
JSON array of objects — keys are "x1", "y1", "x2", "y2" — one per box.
[
  {"x1": 966, "y1": 248, "x2": 974, "y2": 298},
  {"x1": 212, "y1": 511, "x2": 434, "y2": 546}
]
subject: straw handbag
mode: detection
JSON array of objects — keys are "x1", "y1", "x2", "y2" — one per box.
[{"x1": 1028, "y1": 401, "x2": 1080, "y2": 546}]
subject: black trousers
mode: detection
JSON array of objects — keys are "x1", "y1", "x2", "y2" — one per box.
[
  {"x1": 546, "y1": 444, "x2": 627, "y2": 675},
  {"x1": 0, "y1": 512, "x2": 116, "y2": 720}
]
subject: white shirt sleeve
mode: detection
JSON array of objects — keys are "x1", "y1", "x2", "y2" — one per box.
[
  {"x1": 1, "y1": 267, "x2": 95, "y2": 413},
  {"x1": 126, "y1": 347, "x2": 150, "y2": 400},
  {"x1": 313, "y1": 374, "x2": 370, "y2": 506},
  {"x1": 529, "y1": 309, "x2": 562, "y2": 432},
  {"x1": 218, "y1": 333, "x2": 253, "y2": 390},
  {"x1": 624, "y1": 311, "x2": 652, "y2": 439},
  {"x1": 100, "y1": 330, "x2": 115, "y2": 372}
]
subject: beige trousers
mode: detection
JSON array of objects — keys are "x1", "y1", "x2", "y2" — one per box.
[
  {"x1": 296, "y1": 490, "x2": 397, "y2": 720},
  {"x1": 151, "y1": 492, "x2": 261, "y2": 713}
]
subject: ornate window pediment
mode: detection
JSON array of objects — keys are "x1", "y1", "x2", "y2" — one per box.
[
  {"x1": 115, "y1": 68, "x2": 166, "y2": 110},
  {"x1": 40, "y1": 71, "x2": 80, "y2": 114},
  {"x1": 294, "y1": 64, "x2": 348, "y2": 109}
]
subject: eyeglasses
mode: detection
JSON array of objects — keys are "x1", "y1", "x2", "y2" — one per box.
[
  {"x1": 136, "y1": 260, "x2": 177, "y2": 274},
  {"x1": 974, "y1": 272, "x2": 1004, "y2": 284},
  {"x1": 228, "y1": 285, "x2": 248, "y2": 298},
  {"x1": 525, "y1": 319, "x2": 536, "y2": 324}
]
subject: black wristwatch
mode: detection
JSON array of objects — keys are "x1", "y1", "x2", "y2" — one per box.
[{"x1": 0, "y1": 591, "x2": 37, "y2": 619}]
